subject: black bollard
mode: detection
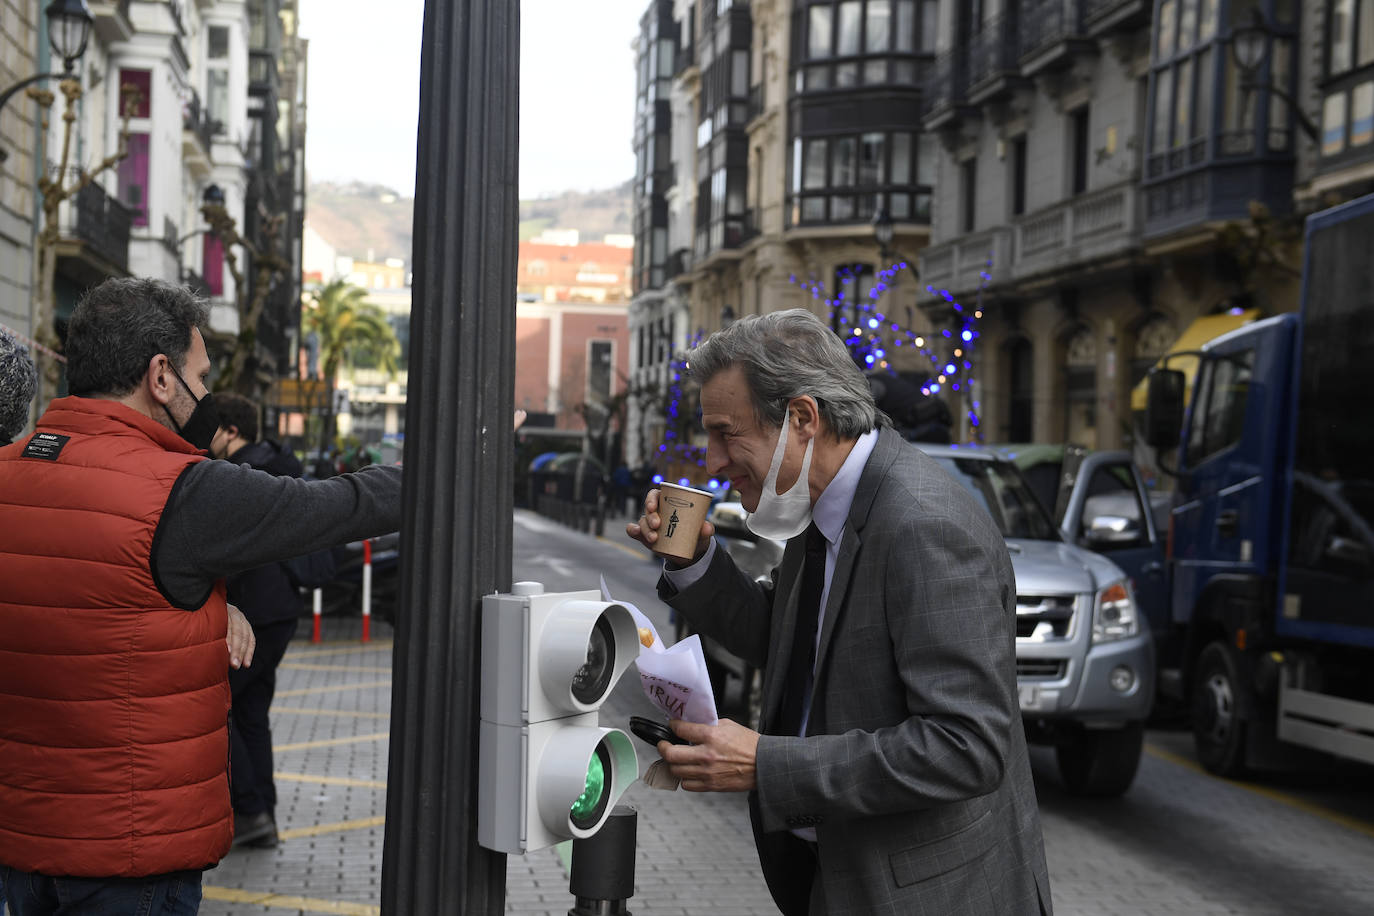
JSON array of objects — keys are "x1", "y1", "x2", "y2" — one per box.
[{"x1": 567, "y1": 805, "x2": 637, "y2": 916}]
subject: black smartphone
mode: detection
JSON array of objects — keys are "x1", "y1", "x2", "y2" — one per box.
[{"x1": 629, "y1": 715, "x2": 688, "y2": 747}]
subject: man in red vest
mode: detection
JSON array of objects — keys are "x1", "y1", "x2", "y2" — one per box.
[{"x1": 0, "y1": 278, "x2": 402, "y2": 914}]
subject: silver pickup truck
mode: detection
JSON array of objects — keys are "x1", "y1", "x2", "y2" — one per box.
[{"x1": 694, "y1": 442, "x2": 1158, "y2": 797}]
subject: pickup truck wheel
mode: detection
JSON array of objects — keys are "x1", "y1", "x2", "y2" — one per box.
[
  {"x1": 1192, "y1": 641, "x2": 1248, "y2": 777},
  {"x1": 1055, "y1": 722, "x2": 1144, "y2": 797}
]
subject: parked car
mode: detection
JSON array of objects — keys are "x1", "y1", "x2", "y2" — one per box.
[{"x1": 685, "y1": 441, "x2": 1158, "y2": 796}]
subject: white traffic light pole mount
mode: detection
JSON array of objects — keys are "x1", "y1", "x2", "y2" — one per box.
[{"x1": 478, "y1": 583, "x2": 641, "y2": 854}]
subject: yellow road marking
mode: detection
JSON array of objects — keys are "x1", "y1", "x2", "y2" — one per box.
[
  {"x1": 201, "y1": 886, "x2": 378, "y2": 915},
  {"x1": 598, "y1": 534, "x2": 653, "y2": 560},
  {"x1": 271, "y1": 706, "x2": 390, "y2": 719},
  {"x1": 284, "y1": 642, "x2": 394, "y2": 660},
  {"x1": 274, "y1": 679, "x2": 391, "y2": 698},
  {"x1": 274, "y1": 732, "x2": 389, "y2": 753},
  {"x1": 279, "y1": 662, "x2": 392, "y2": 673},
  {"x1": 1145, "y1": 742, "x2": 1374, "y2": 840},
  {"x1": 278, "y1": 814, "x2": 386, "y2": 840},
  {"x1": 274, "y1": 772, "x2": 387, "y2": 789}
]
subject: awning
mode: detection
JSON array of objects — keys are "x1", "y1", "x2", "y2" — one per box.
[{"x1": 1130, "y1": 309, "x2": 1261, "y2": 411}]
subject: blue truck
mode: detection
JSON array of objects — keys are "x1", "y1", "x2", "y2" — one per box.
[{"x1": 1144, "y1": 193, "x2": 1374, "y2": 776}]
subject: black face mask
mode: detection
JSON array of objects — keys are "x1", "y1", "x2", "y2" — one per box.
[{"x1": 165, "y1": 366, "x2": 220, "y2": 452}]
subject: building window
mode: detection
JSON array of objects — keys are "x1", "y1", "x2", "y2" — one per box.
[
  {"x1": 789, "y1": 128, "x2": 934, "y2": 226},
  {"x1": 1328, "y1": 0, "x2": 1374, "y2": 76},
  {"x1": 587, "y1": 340, "x2": 614, "y2": 407},
  {"x1": 202, "y1": 233, "x2": 224, "y2": 296},
  {"x1": 1010, "y1": 135, "x2": 1027, "y2": 217},
  {"x1": 1070, "y1": 107, "x2": 1090, "y2": 196},
  {"x1": 117, "y1": 132, "x2": 150, "y2": 227},
  {"x1": 961, "y1": 157, "x2": 977, "y2": 232},
  {"x1": 119, "y1": 68, "x2": 152, "y2": 118},
  {"x1": 1353, "y1": 81, "x2": 1374, "y2": 145},
  {"x1": 799, "y1": 0, "x2": 934, "y2": 90},
  {"x1": 1324, "y1": 91, "x2": 1349, "y2": 155}
]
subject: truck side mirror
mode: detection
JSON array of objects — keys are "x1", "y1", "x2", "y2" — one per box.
[{"x1": 1144, "y1": 368, "x2": 1185, "y2": 451}]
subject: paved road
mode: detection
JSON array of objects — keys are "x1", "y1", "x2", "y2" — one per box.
[{"x1": 196, "y1": 508, "x2": 1374, "y2": 915}]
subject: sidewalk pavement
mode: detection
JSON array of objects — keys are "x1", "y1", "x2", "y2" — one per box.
[{"x1": 197, "y1": 613, "x2": 777, "y2": 916}]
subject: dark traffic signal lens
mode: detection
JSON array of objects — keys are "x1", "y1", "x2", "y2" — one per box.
[{"x1": 571, "y1": 614, "x2": 616, "y2": 705}]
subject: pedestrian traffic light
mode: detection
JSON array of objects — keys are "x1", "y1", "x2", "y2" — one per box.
[{"x1": 478, "y1": 582, "x2": 640, "y2": 854}]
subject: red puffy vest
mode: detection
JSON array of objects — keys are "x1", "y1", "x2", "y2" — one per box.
[{"x1": 0, "y1": 397, "x2": 232, "y2": 876}]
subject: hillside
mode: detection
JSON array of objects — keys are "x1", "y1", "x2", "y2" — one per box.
[{"x1": 306, "y1": 181, "x2": 633, "y2": 262}]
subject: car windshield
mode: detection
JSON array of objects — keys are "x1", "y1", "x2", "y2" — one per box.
[{"x1": 928, "y1": 456, "x2": 1060, "y2": 541}]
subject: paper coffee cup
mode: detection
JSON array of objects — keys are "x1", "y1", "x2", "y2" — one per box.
[{"x1": 652, "y1": 482, "x2": 714, "y2": 562}]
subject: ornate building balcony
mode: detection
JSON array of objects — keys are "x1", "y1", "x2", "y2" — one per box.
[
  {"x1": 1019, "y1": 0, "x2": 1095, "y2": 77},
  {"x1": 1011, "y1": 181, "x2": 1141, "y2": 280},
  {"x1": 1082, "y1": 0, "x2": 1151, "y2": 38},
  {"x1": 966, "y1": 15, "x2": 1027, "y2": 105},
  {"x1": 920, "y1": 49, "x2": 973, "y2": 132},
  {"x1": 54, "y1": 178, "x2": 131, "y2": 287},
  {"x1": 919, "y1": 226, "x2": 1013, "y2": 300},
  {"x1": 181, "y1": 89, "x2": 215, "y2": 179}
]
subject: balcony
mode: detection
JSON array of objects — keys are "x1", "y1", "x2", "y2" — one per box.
[
  {"x1": 1082, "y1": 0, "x2": 1150, "y2": 38},
  {"x1": 919, "y1": 226, "x2": 1013, "y2": 299},
  {"x1": 665, "y1": 248, "x2": 692, "y2": 280},
  {"x1": 53, "y1": 178, "x2": 131, "y2": 285},
  {"x1": 1019, "y1": 0, "x2": 1094, "y2": 77},
  {"x1": 1012, "y1": 181, "x2": 1140, "y2": 280},
  {"x1": 966, "y1": 15, "x2": 1027, "y2": 105},
  {"x1": 181, "y1": 89, "x2": 215, "y2": 178},
  {"x1": 920, "y1": 49, "x2": 973, "y2": 132},
  {"x1": 747, "y1": 84, "x2": 764, "y2": 122},
  {"x1": 88, "y1": 0, "x2": 133, "y2": 43}
]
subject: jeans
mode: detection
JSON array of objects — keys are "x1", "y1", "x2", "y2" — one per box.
[{"x1": 0, "y1": 866, "x2": 201, "y2": 916}]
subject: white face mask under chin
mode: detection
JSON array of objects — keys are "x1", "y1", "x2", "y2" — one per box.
[{"x1": 746, "y1": 416, "x2": 814, "y2": 541}]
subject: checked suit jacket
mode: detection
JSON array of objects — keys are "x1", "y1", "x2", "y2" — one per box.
[{"x1": 659, "y1": 428, "x2": 1052, "y2": 916}]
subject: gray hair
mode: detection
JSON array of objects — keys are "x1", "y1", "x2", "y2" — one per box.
[
  {"x1": 0, "y1": 330, "x2": 38, "y2": 445},
  {"x1": 685, "y1": 309, "x2": 886, "y2": 439},
  {"x1": 65, "y1": 278, "x2": 210, "y2": 397}
]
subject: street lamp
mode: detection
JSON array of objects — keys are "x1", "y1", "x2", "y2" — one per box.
[
  {"x1": 1229, "y1": 9, "x2": 1318, "y2": 142},
  {"x1": 872, "y1": 201, "x2": 895, "y2": 264},
  {"x1": 0, "y1": 0, "x2": 95, "y2": 163},
  {"x1": 46, "y1": 0, "x2": 94, "y2": 72}
]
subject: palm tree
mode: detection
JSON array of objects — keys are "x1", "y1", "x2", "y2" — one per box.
[{"x1": 301, "y1": 278, "x2": 402, "y2": 455}]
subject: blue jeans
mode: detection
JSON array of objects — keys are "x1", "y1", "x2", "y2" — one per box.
[{"x1": 0, "y1": 866, "x2": 201, "y2": 915}]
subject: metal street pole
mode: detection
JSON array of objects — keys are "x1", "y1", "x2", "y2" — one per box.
[{"x1": 380, "y1": 0, "x2": 519, "y2": 912}]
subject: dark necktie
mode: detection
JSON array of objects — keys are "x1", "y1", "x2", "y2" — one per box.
[{"x1": 779, "y1": 522, "x2": 826, "y2": 737}]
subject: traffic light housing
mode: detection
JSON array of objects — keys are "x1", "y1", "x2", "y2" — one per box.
[{"x1": 478, "y1": 582, "x2": 640, "y2": 854}]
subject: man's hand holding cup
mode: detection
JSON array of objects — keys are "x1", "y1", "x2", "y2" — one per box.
[{"x1": 626, "y1": 483, "x2": 715, "y2": 568}]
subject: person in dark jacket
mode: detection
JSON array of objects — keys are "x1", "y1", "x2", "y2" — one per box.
[
  {"x1": 0, "y1": 278, "x2": 400, "y2": 913},
  {"x1": 211, "y1": 393, "x2": 308, "y2": 849}
]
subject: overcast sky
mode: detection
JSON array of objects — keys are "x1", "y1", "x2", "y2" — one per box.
[{"x1": 298, "y1": 0, "x2": 645, "y2": 199}]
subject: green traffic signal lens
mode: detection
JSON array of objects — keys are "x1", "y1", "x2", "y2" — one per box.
[{"x1": 569, "y1": 742, "x2": 613, "y2": 830}]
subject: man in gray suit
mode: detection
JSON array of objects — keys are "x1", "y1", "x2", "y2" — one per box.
[{"x1": 627, "y1": 309, "x2": 1051, "y2": 915}]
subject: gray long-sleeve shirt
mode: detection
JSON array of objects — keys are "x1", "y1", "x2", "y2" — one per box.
[{"x1": 151, "y1": 460, "x2": 403, "y2": 609}]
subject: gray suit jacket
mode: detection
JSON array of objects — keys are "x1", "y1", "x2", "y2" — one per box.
[{"x1": 660, "y1": 428, "x2": 1052, "y2": 915}]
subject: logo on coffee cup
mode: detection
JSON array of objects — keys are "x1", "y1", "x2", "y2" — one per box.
[
  {"x1": 666, "y1": 509, "x2": 679, "y2": 537},
  {"x1": 662, "y1": 494, "x2": 694, "y2": 508}
]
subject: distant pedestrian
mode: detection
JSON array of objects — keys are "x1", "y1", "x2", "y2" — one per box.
[
  {"x1": 627, "y1": 310, "x2": 1051, "y2": 915},
  {"x1": 610, "y1": 462, "x2": 632, "y2": 516},
  {"x1": 0, "y1": 278, "x2": 402, "y2": 913},
  {"x1": 211, "y1": 392, "x2": 313, "y2": 849}
]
